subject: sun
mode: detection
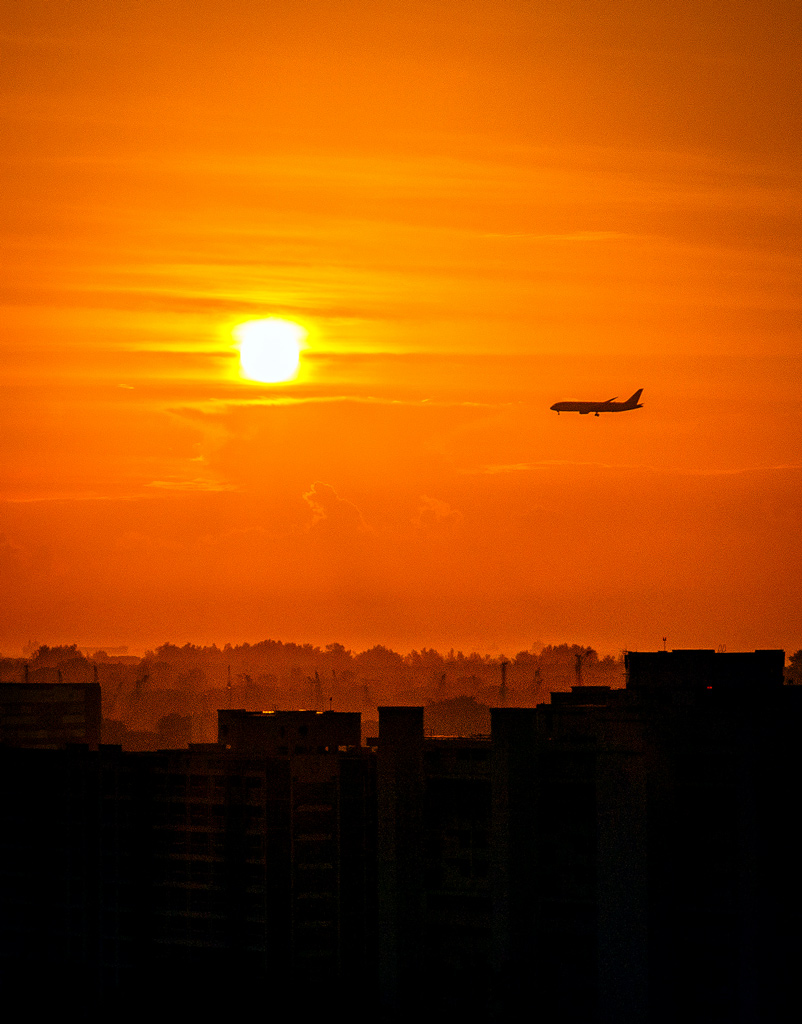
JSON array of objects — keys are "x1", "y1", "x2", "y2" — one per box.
[{"x1": 234, "y1": 318, "x2": 307, "y2": 383}]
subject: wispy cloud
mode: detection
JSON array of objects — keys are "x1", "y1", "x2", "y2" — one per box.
[{"x1": 146, "y1": 477, "x2": 236, "y2": 492}]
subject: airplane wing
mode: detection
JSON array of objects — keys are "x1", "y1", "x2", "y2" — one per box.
[{"x1": 605, "y1": 396, "x2": 617, "y2": 403}]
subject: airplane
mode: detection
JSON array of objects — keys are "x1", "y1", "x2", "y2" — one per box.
[{"x1": 550, "y1": 388, "x2": 644, "y2": 416}]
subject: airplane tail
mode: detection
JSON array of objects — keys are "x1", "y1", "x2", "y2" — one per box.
[{"x1": 626, "y1": 388, "x2": 643, "y2": 406}]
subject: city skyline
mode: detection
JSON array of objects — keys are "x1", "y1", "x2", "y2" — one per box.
[{"x1": 2, "y1": 649, "x2": 798, "y2": 1021}]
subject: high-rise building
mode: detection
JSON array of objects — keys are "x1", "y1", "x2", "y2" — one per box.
[
  {"x1": 0, "y1": 681, "x2": 101, "y2": 748},
  {"x1": 0, "y1": 709, "x2": 375, "y2": 1015},
  {"x1": 376, "y1": 650, "x2": 800, "y2": 1023}
]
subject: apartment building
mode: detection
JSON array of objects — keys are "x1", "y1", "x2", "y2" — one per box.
[
  {"x1": 0, "y1": 681, "x2": 101, "y2": 749},
  {"x1": 376, "y1": 650, "x2": 800, "y2": 1023}
]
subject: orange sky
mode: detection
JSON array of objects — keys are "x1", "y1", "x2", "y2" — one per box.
[{"x1": 2, "y1": 0, "x2": 801, "y2": 657}]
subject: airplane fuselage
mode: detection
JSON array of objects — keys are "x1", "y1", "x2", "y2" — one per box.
[{"x1": 551, "y1": 389, "x2": 644, "y2": 416}]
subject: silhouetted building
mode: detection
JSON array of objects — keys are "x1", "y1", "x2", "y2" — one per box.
[
  {"x1": 0, "y1": 681, "x2": 101, "y2": 749},
  {"x1": 218, "y1": 708, "x2": 361, "y2": 755},
  {"x1": 0, "y1": 710, "x2": 375, "y2": 1015},
  {"x1": 146, "y1": 727, "x2": 375, "y2": 1001},
  {"x1": 378, "y1": 707, "x2": 492, "y2": 1020},
  {"x1": 377, "y1": 649, "x2": 800, "y2": 1024},
  {"x1": 0, "y1": 742, "x2": 151, "y2": 1011}
]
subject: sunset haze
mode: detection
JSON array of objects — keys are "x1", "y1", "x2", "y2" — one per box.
[{"x1": 2, "y1": 0, "x2": 800, "y2": 656}]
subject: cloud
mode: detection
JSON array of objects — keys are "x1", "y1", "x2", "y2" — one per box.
[
  {"x1": 146, "y1": 477, "x2": 236, "y2": 492},
  {"x1": 167, "y1": 393, "x2": 502, "y2": 414},
  {"x1": 303, "y1": 481, "x2": 369, "y2": 535},
  {"x1": 413, "y1": 496, "x2": 463, "y2": 531},
  {"x1": 469, "y1": 463, "x2": 534, "y2": 475}
]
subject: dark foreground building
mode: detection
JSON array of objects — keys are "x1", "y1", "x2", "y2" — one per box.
[
  {"x1": 1, "y1": 651, "x2": 800, "y2": 1022},
  {"x1": 0, "y1": 681, "x2": 101, "y2": 748},
  {"x1": 0, "y1": 709, "x2": 375, "y2": 1018},
  {"x1": 378, "y1": 649, "x2": 801, "y2": 1023}
]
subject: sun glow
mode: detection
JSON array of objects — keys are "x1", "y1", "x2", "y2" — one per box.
[{"x1": 234, "y1": 318, "x2": 306, "y2": 383}]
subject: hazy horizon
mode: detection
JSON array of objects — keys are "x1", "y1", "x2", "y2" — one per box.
[{"x1": 4, "y1": 632, "x2": 793, "y2": 665}]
